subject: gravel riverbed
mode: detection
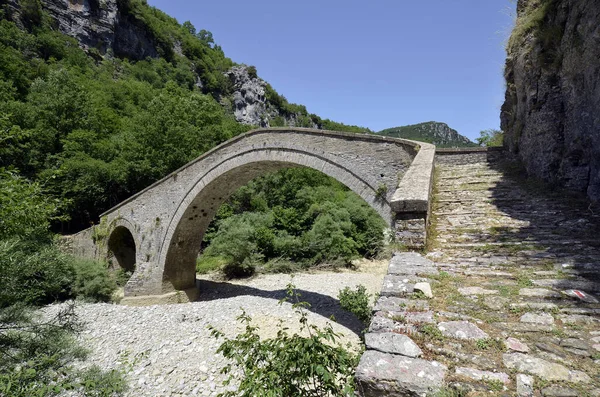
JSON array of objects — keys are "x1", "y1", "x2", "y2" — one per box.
[{"x1": 42, "y1": 260, "x2": 387, "y2": 396}]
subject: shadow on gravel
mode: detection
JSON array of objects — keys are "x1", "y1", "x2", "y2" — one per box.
[
  {"x1": 195, "y1": 279, "x2": 366, "y2": 336},
  {"x1": 485, "y1": 150, "x2": 600, "y2": 301}
]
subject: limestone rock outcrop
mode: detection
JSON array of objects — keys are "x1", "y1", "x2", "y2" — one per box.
[
  {"x1": 501, "y1": 0, "x2": 600, "y2": 201},
  {"x1": 225, "y1": 65, "x2": 318, "y2": 128},
  {"x1": 226, "y1": 66, "x2": 269, "y2": 127},
  {"x1": 11, "y1": 0, "x2": 160, "y2": 60}
]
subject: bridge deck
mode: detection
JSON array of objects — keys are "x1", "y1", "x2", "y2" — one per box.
[{"x1": 356, "y1": 150, "x2": 600, "y2": 396}]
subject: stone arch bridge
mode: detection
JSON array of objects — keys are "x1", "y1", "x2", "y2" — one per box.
[{"x1": 70, "y1": 128, "x2": 434, "y2": 304}]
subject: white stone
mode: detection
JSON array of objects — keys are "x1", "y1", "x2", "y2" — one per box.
[
  {"x1": 516, "y1": 374, "x2": 534, "y2": 397},
  {"x1": 414, "y1": 282, "x2": 433, "y2": 298},
  {"x1": 519, "y1": 312, "x2": 554, "y2": 325}
]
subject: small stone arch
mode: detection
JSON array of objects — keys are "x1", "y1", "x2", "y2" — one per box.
[{"x1": 107, "y1": 225, "x2": 137, "y2": 272}]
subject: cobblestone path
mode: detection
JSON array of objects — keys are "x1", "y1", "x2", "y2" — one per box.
[{"x1": 357, "y1": 151, "x2": 600, "y2": 396}]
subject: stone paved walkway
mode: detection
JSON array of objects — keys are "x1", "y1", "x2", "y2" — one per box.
[{"x1": 356, "y1": 151, "x2": 600, "y2": 396}]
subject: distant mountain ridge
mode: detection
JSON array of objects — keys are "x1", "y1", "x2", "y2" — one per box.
[{"x1": 377, "y1": 122, "x2": 476, "y2": 147}]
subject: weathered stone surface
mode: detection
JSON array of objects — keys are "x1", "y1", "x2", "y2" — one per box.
[
  {"x1": 506, "y1": 337, "x2": 529, "y2": 353},
  {"x1": 455, "y1": 367, "x2": 510, "y2": 385},
  {"x1": 368, "y1": 316, "x2": 417, "y2": 335},
  {"x1": 376, "y1": 310, "x2": 435, "y2": 325},
  {"x1": 36, "y1": 0, "x2": 159, "y2": 60},
  {"x1": 458, "y1": 286, "x2": 498, "y2": 296},
  {"x1": 541, "y1": 386, "x2": 579, "y2": 397},
  {"x1": 510, "y1": 302, "x2": 558, "y2": 311},
  {"x1": 560, "y1": 314, "x2": 599, "y2": 325},
  {"x1": 354, "y1": 350, "x2": 446, "y2": 396},
  {"x1": 391, "y1": 143, "x2": 435, "y2": 214},
  {"x1": 380, "y1": 275, "x2": 414, "y2": 297},
  {"x1": 387, "y1": 252, "x2": 437, "y2": 276},
  {"x1": 520, "y1": 312, "x2": 554, "y2": 325},
  {"x1": 502, "y1": 353, "x2": 592, "y2": 383},
  {"x1": 560, "y1": 338, "x2": 590, "y2": 351},
  {"x1": 561, "y1": 288, "x2": 600, "y2": 303},
  {"x1": 518, "y1": 288, "x2": 561, "y2": 298},
  {"x1": 373, "y1": 296, "x2": 428, "y2": 312},
  {"x1": 483, "y1": 296, "x2": 509, "y2": 310},
  {"x1": 493, "y1": 322, "x2": 554, "y2": 333},
  {"x1": 364, "y1": 333, "x2": 422, "y2": 358},
  {"x1": 536, "y1": 342, "x2": 567, "y2": 358},
  {"x1": 533, "y1": 279, "x2": 600, "y2": 293},
  {"x1": 437, "y1": 321, "x2": 488, "y2": 340},
  {"x1": 516, "y1": 374, "x2": 534, "y2": 397},
  {"x1": 501, "y1": 0, "x2": 600, "y2": 201},
  {"x1": 413, "y1": 282, "x2": 433, "y2": 298}
]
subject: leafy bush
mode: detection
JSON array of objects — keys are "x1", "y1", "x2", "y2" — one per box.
[
  {"x1": 196, "y1": 255, "x2": 227, "y2": 274},
  {"x1": 72, "y1": 258, "x2": 117, "y2": 303},
  {"x1": 338, "y1": 285, "x2": 373, "y2": 326},
  {"x1": 201, "y1": 168, "x2": 386, "y2": 277},
  {"x1": 209, "y1": 284, "x2": 359, "y2": 396},
  {"x1": 0, "y1": 239, "x2": 76, "y2": 307}
]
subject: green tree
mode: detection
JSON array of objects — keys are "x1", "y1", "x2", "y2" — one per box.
[{"x1": 476, "y1": 129, "x2": 504, "y2": 147}]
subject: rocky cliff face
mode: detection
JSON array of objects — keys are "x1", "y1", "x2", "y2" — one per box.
[
  {"x1": 225, "y1": 65, "x2": 318, "y2": 128},
  {"x1": 501, "y1": 0, "x2": 600, "y2": 201},
  {"x1": 378, "y1": 122, "x2": 474, "y2": 147},
  {"x1": 226, "y1": 66, "x2": 269, "y2": 127},
  {"x1": 14, "y1": 0, "x2": 159, "y2": 60}
]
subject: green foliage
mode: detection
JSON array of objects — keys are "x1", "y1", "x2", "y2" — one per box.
[
  {"x1": 0, "y1": 239, "x2": 117, "y2": 306},
  {"x1": 378, "y1": 121, "x2": 477, "y2": 148},
  {"x1": 196, "y1": 255, "x2": 227, "y2": 274},
  {"x1": 507, "y1": 0, "x2": 560, "y2": 53},
  {"x1": 475, "y1": 337, "x2": 505, "y2": 351},
  {"x1": 71, "y1": 259, "x2": 117, "y2": 303},
  {"x1": 419, "y1": 324, "x2": 444, "y2": 341},
  {"x1": 338, "y1": 285, "x2": 373, "y2": 326},
  {"x1": 200, "y1": 169, "x2": 386, "y2": 277},
  {"x1": 0, "y1": 170, "x2": 64, "y2": 241},
  {"x1": 0, "y1": 12, "x2": 248, "y2": 230},
  {"x1": 476, "y1": 129, "x2": 504, "y2": 147},
  {"x1": 0, "y1": 239, "x2": 76, "y2": 307},
  {"x1": 209, "y1": 284, "x2": 359, "y2": 396}
]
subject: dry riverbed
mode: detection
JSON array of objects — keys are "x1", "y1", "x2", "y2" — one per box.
[{"x1": 42, "y1": 259, "x2": 387, "y2": 396}]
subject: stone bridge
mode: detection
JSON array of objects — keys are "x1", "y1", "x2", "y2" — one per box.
[{"x1": 70, "y1": 128, "x2": 435, "y2": 304}]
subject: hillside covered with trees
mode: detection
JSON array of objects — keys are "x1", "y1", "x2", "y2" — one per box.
[{"x1": 377, "y1": 121, "x2": 476, "y2": 147}]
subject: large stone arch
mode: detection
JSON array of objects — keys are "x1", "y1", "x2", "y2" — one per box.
[{"x1": 157, "y1": 147, "x2": 394, "y2": 292}]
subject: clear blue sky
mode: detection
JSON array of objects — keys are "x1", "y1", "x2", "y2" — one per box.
[{"x1": 148, "y1": 0, "x2": 515, "y2": 141}]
